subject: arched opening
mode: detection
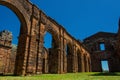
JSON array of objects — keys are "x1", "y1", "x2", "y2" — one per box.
[
  {"x1": 41, "y1": 32, "x2": 52, "y2": 74},
  {"x1": 43, "y1": 30, "x2": 59, "y2": 73},
  {"x1": 41, "y1": 47, "x2": 49, "y2": 74},
  {"x1": 66, "y1": 43, "x2": 73, "y2": 72},
  {"x1": 77, "y1": 49, "x2": 82, "y2": 72},
  {"x1": 44, "y1": 32, "x2": 52, "y2": 48},
  {"x1": 0, "y1": 1, "x2": 28, "y2": 75},
  {"x1": 0, "y1": 5, "x2": 20, "y2": 75}
]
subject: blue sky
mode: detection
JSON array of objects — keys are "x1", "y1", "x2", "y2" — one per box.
[
  {"x1": 0, "y1": 0, "x2": 120, "y2": 71},
  {"x1": 30, "y1": 0, "x2": 120, "y2": 40}
]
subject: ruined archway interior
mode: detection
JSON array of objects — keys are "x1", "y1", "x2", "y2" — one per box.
[
  {"x1": 44, "y1": 32, "x2": 52, "y2": 49},
  {"x1": 0, "y1": 5, "x2": 20, "y2": 74},
  {"x1": 66, "y1": 44, "x2": 73, "y2": 72},
  {"x1": 0, "y1": 0, "x2": 95, "y2": 76},
  {"x1": 42, "y1": 32, "x2": 52, "y2": 73},
  {"x1": 42, "y1": 31, "x2": 59, "y2": 73}
]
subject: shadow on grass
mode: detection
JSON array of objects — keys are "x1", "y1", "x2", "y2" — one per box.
[
  {"x1": 90, "y1": 72, "x2": 120, "y2": 76},
  {"x1": 0, "y1": 73, "x2": 16, "y2": 77}
]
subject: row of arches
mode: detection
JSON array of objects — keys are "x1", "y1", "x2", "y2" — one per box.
[
  {"x1": 42, "y1": 31, "x2": 91, "y2": 73},
  {"x1": 0, "y1": 0, "x2": 91, "y2": 75}
]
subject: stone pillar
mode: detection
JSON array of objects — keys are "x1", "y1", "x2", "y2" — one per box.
[
  {"x1": 35, "y1": 13, "x2": 44, "y2": 74},
  {"x1": 63, "y1": 39, "x2": 67, "y2": 73},
  {"x1": 26, "y1": 35, "x2": 37, "y2": 74},
  {"x1": 14, "y1": 34, "x2": 30, "y2": 76},
  {"x1": 58, "y1": 28, "x2": 64, "y2": 74},
  {"x1": 73, "y1": 45, "x2": 78, "y2": 73},
  {"x1": 84, "y1": 54, "x2": 90, "y2": 72},
  {"x1": 88, "y1": 57, "x2": 91, "y2": 72},
  {"x1": 81, "y1": 54, "x2": 85, "y2": 72},
  {"x1": 85, "y1": 55, "x2": 89, "y2": 72},
  {"x1": 63, "y1": 49, "x2": 67, "y2": 73},
  {"x1": 25, "y1": 15, "x2": 40, "y2": 75},
  {"x1": 77, "y1": 51, "x2": 82, "y2": 72},
  {"x1": 35, "y1": 38, "x2": 42, "y2": 74},
  {"x1": 84, "y1": 54, "x2": 87, "y2": 72}
]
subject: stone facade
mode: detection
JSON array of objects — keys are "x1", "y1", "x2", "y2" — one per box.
[
  {"x1": 84, "y1": 32, "x2": 120, "y2": 72},
  {"x1": 0, "y1": 30, "x2": 12, "y2": 74},
  {"x1": 8, "y1": 45, "x2": 17, "y2": 74},
  {"x1": 1, "y1": 0, "x2": 120, "y2": 76},
  {"x1": 0, "y1": 0, "x2": 91, "y2": 75}
]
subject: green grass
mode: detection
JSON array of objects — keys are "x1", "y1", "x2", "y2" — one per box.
[{"x1": 0, "y1": 72, "x2": 120, "y2": 80}]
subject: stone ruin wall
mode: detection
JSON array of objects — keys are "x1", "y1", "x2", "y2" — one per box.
[
  {"x1": 83, "y1": 32, "x2": 120, "y2": 72},
  {"x1": 1, "y1": 0, "x2": 120, "y2": 76},
  {"x1": 0, "y1": 0, "x2": 91, "y2": 75},
  {"x1": 0, "y1": 30, "x2": 12, "y2": 74}
]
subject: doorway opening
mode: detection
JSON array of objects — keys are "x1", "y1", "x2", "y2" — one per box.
[{"x1": 101, "y1": 60, "x2": 109, "y2": 72}]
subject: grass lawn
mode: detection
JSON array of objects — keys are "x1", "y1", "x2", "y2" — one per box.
[{"x1": 0, "y1": 72, "x2": 120, "y2": 80}]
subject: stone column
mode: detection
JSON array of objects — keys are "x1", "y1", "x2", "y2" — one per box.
[
  {"x1": 73, "y1": 45, "x2": 78, "y2": 73},
  {"x1": 88, "y1": 57, "x2": 91, "y2": 72},
  {"x1": 14, "y1": 34, "x2": 30, "y2": 76},
  {"x1": 63, "y1": 49, "x2": 67, "y2": 73},
  {"x1": 85, "y1": 55, "x2": 89, "y2": 72},
  {"x1": 58, "y1": 28, "x2": 64, "y2": 74},
  {"x1": 35, "y1": 35, "x2": 43, "y2": 74},
  {"x1": 63, "y1": 37, "x2": 67, "y2": 73},
  {"x1": 25, "y1": 15, "x2": 40, "y2": 75},
  {"x1": 78, "y1": 51, "x2": 82, "y2": 72},
  {"x1": 35, "y1": 13, "x2": 44, "y2": 74},
  {"x1": 81, "y1": 54, "x2": 85, "y2": 72}
]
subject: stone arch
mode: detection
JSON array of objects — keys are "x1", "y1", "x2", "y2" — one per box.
[
  {"x1": 0, "y1": 0, "x2": 29, "y2": 75},
  {"x1": 66, "y1": 42, "x2": 73, "y2": 55},
  {"x1": 83, "y1": 54, "x2": 90, "y2": 72},
  {"x1": 44, "y1": 24, "x2": 60, "y2": 48},
  {"x1": 77, "y1": 49, "x2": 82, "y2": 72},
  {"x1": 42, "y1": 24, "x2": 60, "y2": 73},
  {"x1": 0, "y1": 0, "x2": 92, "y2": 76},
  {"x1": 0, "y1": 1, "x2": 28, "y2": 33},
  {"x1": 83, "y1": 54, "x2": 87, "y2": 72},
  {"x1": 65, "y1": 42, "x2": 74, "y2": 72},
  {"x1": 42, "y1": 47, "x2": 48, "y2": 74}
]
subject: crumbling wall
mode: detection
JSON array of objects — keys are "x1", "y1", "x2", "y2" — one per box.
[
  {"x1": 84, "y1": 32, "x2": 120, "y2": 72},
  {"x1": 0, "y1": 0, "x2": 91, "y2": 75},
  {"x1": 0, "y1": 30, "x2": 12, "y2": 74}
]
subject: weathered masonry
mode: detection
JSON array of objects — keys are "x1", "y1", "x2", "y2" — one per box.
[
  {"x1": 83, "y1": 32, "x2": 120, "y2": 72},
  {"x1": 0, "y1": 30, "x2": 12, "y2": 74},
  {"x1": 0, "y1": 30, "x2": 17, "y2": 74},
  {"x1": 83, "y1": 19, "x2": 120, "y2": 72},
  {"x1": 0, "y1": 0, "x2": 91, "y2": 75}
]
